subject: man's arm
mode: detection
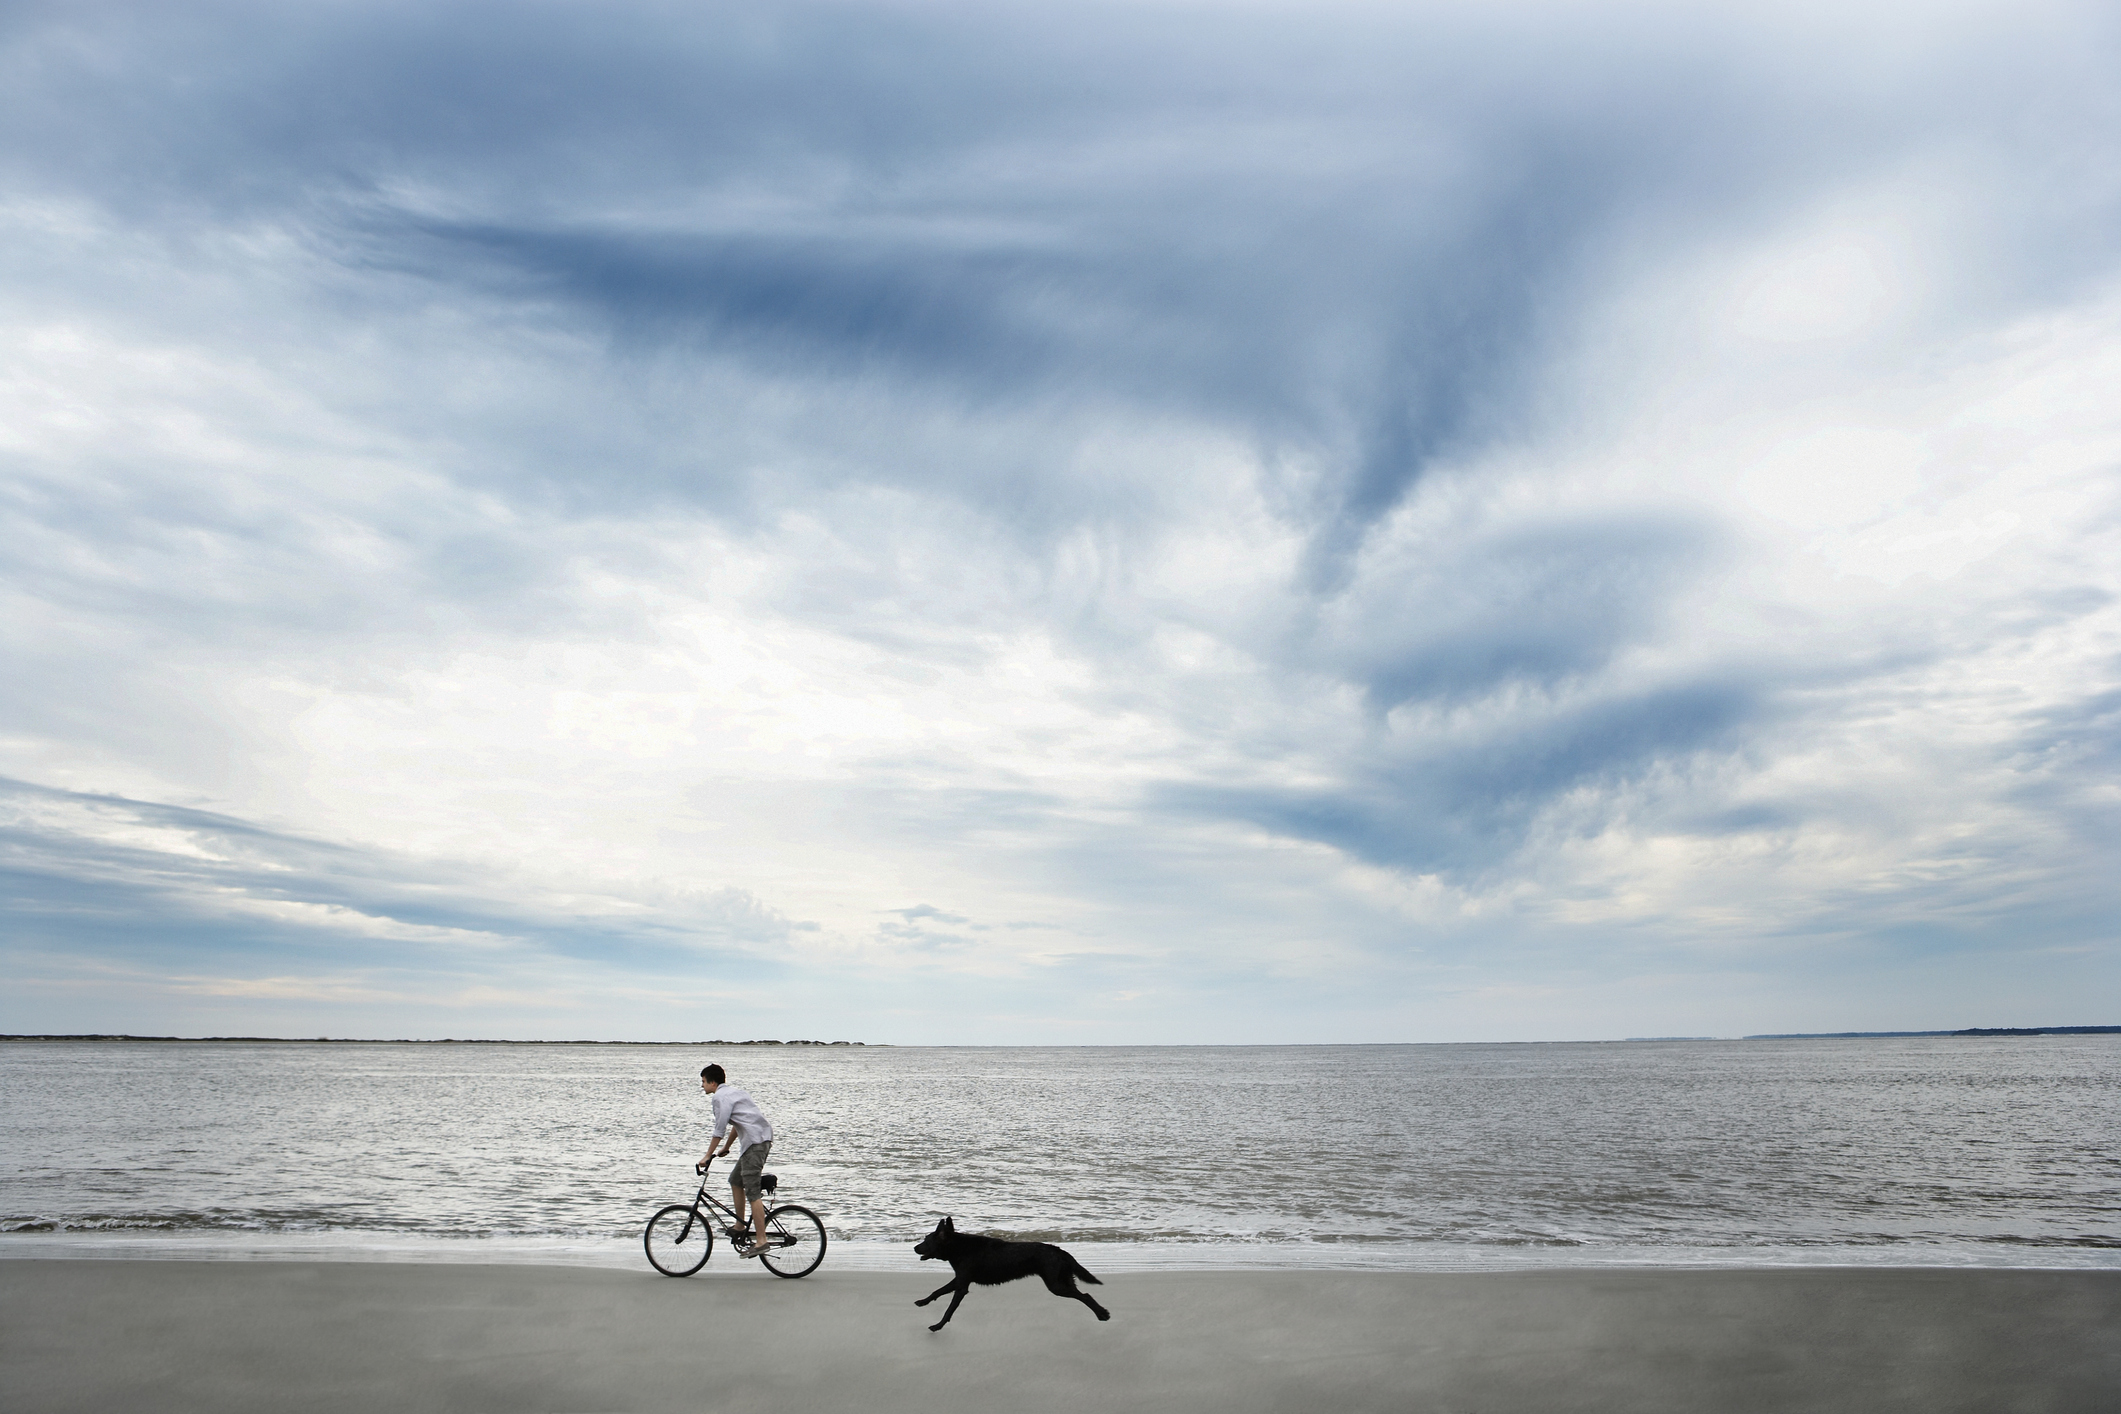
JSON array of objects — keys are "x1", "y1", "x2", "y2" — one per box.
[
  {"x1": 698, "y1": 1126, "x2": 741, "y2": 1167},
  {"x1": 697, "y1": 1093, "x2": 733, "y2": 1168}
]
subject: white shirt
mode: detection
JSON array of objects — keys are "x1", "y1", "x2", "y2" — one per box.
[{"x1": 711, "y1": 1085, "x2": 774, "y2": 1146}]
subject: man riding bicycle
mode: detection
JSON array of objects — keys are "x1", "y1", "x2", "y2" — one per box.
[{"x1": 698, "y1": 1064, "x2": 774, "y2": 1256}]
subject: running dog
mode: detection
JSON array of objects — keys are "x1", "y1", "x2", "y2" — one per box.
[{"x1": 911, "y1": 1216, "x2": 1110, "y2": 1331}]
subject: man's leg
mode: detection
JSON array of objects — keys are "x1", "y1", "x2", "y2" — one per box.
[
  {"x1": 728, "y1": 1184, "x2": 765, "y2": 1250},
  {"x1": 732, "y1": 1141, "x2": 773, "y2": 1250}
]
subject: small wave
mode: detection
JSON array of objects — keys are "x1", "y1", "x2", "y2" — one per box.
[{"x1": 0, "y1": 1214, "x2": 637, "y2": 1241}]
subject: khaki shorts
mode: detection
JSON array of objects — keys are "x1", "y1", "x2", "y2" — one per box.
[{"x1": 730, "y1": 1140, "x2": 773, "y2": 1198}]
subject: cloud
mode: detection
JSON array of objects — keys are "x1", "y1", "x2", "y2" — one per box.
[
  {"x1": 889, "y1": 905, "x2": 973, "y2": 926},
  {"x1": 0, "y1": 777, "x2": 805, "y2": 979},
  {"x1": 2, "y1": 0, "x2": 2119, "y2": 1041}
]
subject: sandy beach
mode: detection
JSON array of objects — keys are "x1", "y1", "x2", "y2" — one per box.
[{"x1": 4, "y1": 1260, "x2": 2116, "y2": 1413}]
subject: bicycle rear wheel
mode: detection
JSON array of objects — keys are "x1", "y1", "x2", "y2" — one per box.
[
  {"x1": 757, "y1": 1204, "x2": 826, "y2": 1278},
  {"x1": 644, "y1": 1204, "x2": 714, "y2": 1276}
]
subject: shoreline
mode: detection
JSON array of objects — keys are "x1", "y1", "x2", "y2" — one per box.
[
  {"x1": 7, "y1": 1229, "x2": 2120, "y2": 1274},
  {"x1": 5, "y1": 1259, "x2": 2116, "y2": 1413}
]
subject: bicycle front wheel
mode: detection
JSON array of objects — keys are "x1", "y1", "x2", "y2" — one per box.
[
  {"x1": 644, "y1": 1204, "x2": 714, "y2": 1276},
  {"x1": 758, "y1": 1204, "x2": 826, "y2": 1278}
]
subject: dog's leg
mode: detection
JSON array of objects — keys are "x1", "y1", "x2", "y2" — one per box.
[
  {"x1": 927, "y1": 1280, "x2": 970, "y2": 1332},
  {"x1": 1040, "y1": 1270, "x2": 1113, "y2": 1322},
  {"x1": 914, "y1": 1277, "x2": 959, "y2": 1308}
]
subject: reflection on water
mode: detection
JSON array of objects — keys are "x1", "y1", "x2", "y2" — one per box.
[{"x1": 3, "y1": 1037, "x2": 2116, "y2": 1268}]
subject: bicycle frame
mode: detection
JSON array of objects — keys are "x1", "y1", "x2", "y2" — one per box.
[{"x1": 675, "y1": 1159, "x2": 761, "y2": 1242}]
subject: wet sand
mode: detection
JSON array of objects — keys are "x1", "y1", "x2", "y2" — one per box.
[{"x1": 3, "y1": 1260, "x2": 2116, "y2": 1413}]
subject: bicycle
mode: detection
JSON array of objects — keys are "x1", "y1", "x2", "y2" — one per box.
[{"x1": 642, "y1": 1157, "x2": 827, "y2": 1278}]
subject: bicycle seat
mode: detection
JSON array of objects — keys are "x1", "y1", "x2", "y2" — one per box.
[{"x1": 760, "y1": 1173, "x2": 778, "y2": 1195}]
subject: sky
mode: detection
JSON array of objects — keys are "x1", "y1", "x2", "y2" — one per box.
[{"x1": 3, "y1": 0, "x2": 2118, "y2": 1044}]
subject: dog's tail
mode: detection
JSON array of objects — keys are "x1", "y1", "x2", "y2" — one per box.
[{"x1": 1067, "y1": 1253, "x2": 1103, "y2": 1286}]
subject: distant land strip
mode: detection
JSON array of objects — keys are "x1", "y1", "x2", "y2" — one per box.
[
  {"x1": 0, "y1": 1035, "x2": 869, "y2": 1046},
  {"x1": 1742, "y1": 1027, "x2": 2121, "y2": 1039}
]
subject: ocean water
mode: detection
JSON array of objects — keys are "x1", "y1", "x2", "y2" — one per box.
[{"x1": 3, "y1": 1036, "x2": 2117, "y2": 1272}]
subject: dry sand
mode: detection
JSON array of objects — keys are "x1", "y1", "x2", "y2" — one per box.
[{"x1": 4, "y1": 1259, "x2": 2117, "y2": 1413}]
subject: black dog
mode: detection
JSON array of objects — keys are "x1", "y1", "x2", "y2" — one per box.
[{"x1": 911, "y1": 1216, "x2": 1110, "y2": 1331}]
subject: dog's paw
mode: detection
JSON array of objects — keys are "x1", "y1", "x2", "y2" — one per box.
[
  {"x1": 1097, "y1": 1310, "x2": 1111, "y2": 1321},
  {"x1": 927, "y1": 1322, "x2": 946, "y2": 1333}
]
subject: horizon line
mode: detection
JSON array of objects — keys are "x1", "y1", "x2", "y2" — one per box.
[{"x1": 6, "y1": 1027, "x2": 2117, "y2": 1047}]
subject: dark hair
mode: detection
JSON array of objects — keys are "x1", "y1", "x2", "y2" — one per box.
[{"x1": 701, "y1": 1064, "x2": 726, "y2": 1083}]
